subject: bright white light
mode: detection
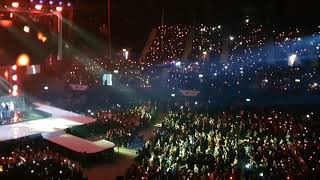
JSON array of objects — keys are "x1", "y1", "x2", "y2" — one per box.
[
  {"x1": 12, "y1": 90, "x2": 18, "y2": 96},
  {"x1": 44, "y1": 86, "x2": 48, "y2": 90},
  {"x1": 259, "y1": 173, "x2": 263, "y2": 177},
  {"x1": 314, "y1": 83, "x2": 318, "y2": 87},
  {"x1": 295, "y1": 79, "x2": 300, "y2": 82},
  {"x1": 175, "y1": 61, "x2": 181, "y2": 67},
  {"x1": 195, "y1": 101, "x2": 198, "y2": 105},
  {"x1": 113, "y1": 70, "x2": 119, "y2": 74},
  {"x1": 12, "y1": 74, "x2": 18, "y2": 81},
  {"x1": 288, "y1": 54, "x2": 297, "y2": 66},
  {"x1": 229, "y1": 36, "x2": 234, "y2": 41},
  {"x1": 12, "y1": 85, "x2": 18, "y2": 91},
  {"x1": 199, "y1": 74, "x2": 204, "y2": 78},
  {"x1": 12, "y1": 2, "x2": 19, "y2": 8},
  {"x1": 171, "y1": 94, "x2": 175, "y2": 97},
  {"x1": 245, "y1": 164, "x2": 251, "y2": 169},
  {"x1": 35, "y1": 4, "x2": 42, "y2": 10},
  {"x1": 245, "y1": 18, "x2": 249, "y2": 23},
  {"x1": 12, "y1": 65, "x2": 17, "y2": 70},
  {"x1": 23, "y1": 26, "x2": 30, "y2": 33},
  {"x1": 246, "y1": 98, "x2": 251, "y2": 102},
  {"x1": 56, "y1": 6, "x2": 63, "y2": 12}
]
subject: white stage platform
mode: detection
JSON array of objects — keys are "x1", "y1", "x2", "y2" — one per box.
[
  {"x1": 0, "y1": 103, "x2": 96, "y2": 141},
  {"x1": 42, "y1": 131, "x2": 115, "y2": 154}
]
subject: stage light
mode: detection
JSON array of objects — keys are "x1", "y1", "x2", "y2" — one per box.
[
  {"x1": 41, "y1": 36, "x2": 47, "y2": 43},
  {"x1": 171, "y1": 94, "x2": 175, "y2": 97},
  {"x1": 12, "y1": 74, "x2": 18, "y2": 81},
  {"x1": 67, "y1": 2, "x2": 72, "y2": 7},
  {"x1": 23, "y1": 26, "x2": 30, "y2": 33},
  {"x1": 245, "y1": 164, "x2": 251, "y2": 169},
  {"x1": 56, "y1": 6, "x2": 63, "y2": 12},
  {"x1": 288, "y1": 54, "x2": 297, "y2": 66},
  {"x1": 229, "y1": 36, "x2": 234, "y2": 41},
  {"x1": 49, "y1": 1, "x2": 54, "y2": 5},
  {"x1": 12, "y1": 2, "x2": 19, "y2": 8},
  {"x1": 12, "y1": 90, "x2": 18, "y2": 96},
  {"x1": 16, "y1": 54, "x2": 30, "y2": 66},
  {"x1": 4, "y1": 71, "x2": 8, "y2": 79},
  {"x1": 0, "y1": 20, "x2": 13, "y2": 27},
  {"x1": 35, "y1": 4, "x2": 42, "y2": 10},
  {"x1": 11, "y1": 65, "x2": 17, "y2": 70},
  {"x1": 44, "y1": 86, "x2": 48, "y2": 90},
  {"x1": 12, "y1": 85, "x2": 18, "y2": 91},
  {"x1": 37, "y1": 32, "x2": 47, "y2": 43},
  {"x1": 198, "y1": 74, "x2": 204, "y2": 78}
]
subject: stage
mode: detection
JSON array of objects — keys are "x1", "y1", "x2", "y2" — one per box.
[
  {"x1": 42, "y1": 131, "x2": 115, "y2": 154},
  {"x1": 0, "y1": 102, "x2": 96, "y2": 141}
]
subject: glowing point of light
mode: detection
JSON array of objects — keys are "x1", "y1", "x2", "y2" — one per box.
[
  {"x1": 12, "y1": 65, "x2": 17, "y2": 70},
  {"x1": 259, "y1": 173, "x2": 263, "y2": 177},
  {"x1": 295, "y1": 79, "x2": 300, "y2": 82},
  {"x1": 12, "y1": 74, "x2": 18, "y2": 81},
  {"x1": 4, "y1": 71, "x2": 8, "y2": 78},
  {"x1": 23, "y1": 26, "x2": 30, "y2": 33},
  {"x1": 12, "y1": 2, "x2": 19, "y2": 8},
  {"x1": 16, "y1": 54, "x2": 30, "y2": 66},
  {"x1": 199, "y1": 74, "x2": 204, "y2": 78},
  {"x1": 246, "y1": 98, "x2": 251, "y2": 102},
  {"x1": 245, "y1": 164, "x2": 251, "y2": 169},
  {"x1": 175, "y1": 61, "x2": 181, "y2": 67},
  {"x1": 288, "y1": 54, "x2": 297, "y2": 66},
  {"x1": 12, "y1": 90, "x2": 18, "y2": 96},
  {"x1": 229, "y1": 36, "x2": 234, "y2": 41},
  {"x1": 245, "y1": 18, "x2": 249, "y2": 23},
  {"x1": 44, "y1": 86, "x2": 48, "y2": 90},
  {"x1": 171, "y1": 94, "x2": 175, "y2": 97},
  {"x1": 35, "y1": 4, "x2": 42, "y2": 10},
  {"x1": 49, "y1": 1, "x2": 54, "y2": 5},
  {"x1": 113, "y1": 70, "x2": 119, "y2": 74},
  {"x1": 56, "y1": 6, "x2": 63, "y2": 12},
  {"x1": 12, "y1": 85, "x2": 18, "y2": 91},
  {"x1": 67, "y1": 2, "x2": 71, "y2": 7}
]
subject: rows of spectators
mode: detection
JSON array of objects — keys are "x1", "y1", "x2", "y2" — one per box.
[
  {"x1": 127, "y1": 108, "x2": 320, "y2": 179},
  {"x1": 68, "y1": 104, "x2": 154, "y2": 147},
  {"x1": 0, "y1": 140, "x2": 86, "y2": 179},
  {"x1": 59, "y1": 23, "x2": 320, "y2": 97}
]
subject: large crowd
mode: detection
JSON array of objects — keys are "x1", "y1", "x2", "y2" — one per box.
[
  {"x1": 58, "y1": 22, "x2": 320, "y2": 99},
  {"x1": 127, "y1": 108, "x2": 320, "y2": 179},
  {"x1": 68, "y1": 104, "x2": 154, "y2": 147},
  {"x1": 0, "y1": 140, "x2": 86, "y2": 180}
]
